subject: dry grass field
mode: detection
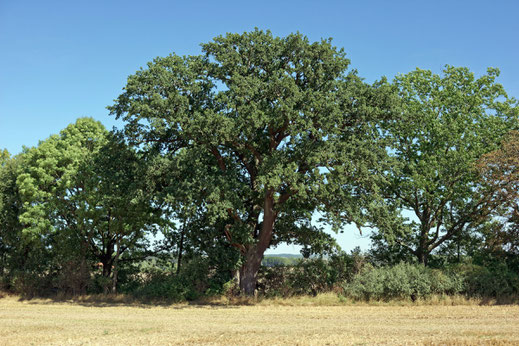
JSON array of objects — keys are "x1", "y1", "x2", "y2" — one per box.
[{"x1": 1, "y1": 294, "x2": 518, "y2": 345}]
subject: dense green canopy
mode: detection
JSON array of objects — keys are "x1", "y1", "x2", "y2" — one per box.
[
  {"x1": 109, "y1": 29, "x2": 396, "y2": 294},
  {"x1": 15, "y1": 118, "x2": 156, "y2": 293}
]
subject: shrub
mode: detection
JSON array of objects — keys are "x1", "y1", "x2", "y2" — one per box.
[
  {"x1": 257, "y1": 266, "x2": 294, "y2": 297},
  {"x1": 344, "y1": 263, "x2": 461, "y2": 301},
  {"x1": 131, "y1": 271, "x2": 195, "y2": 302},
  {"x1": 449, "y1": 262, "x2": 519, "y2": 297},
  {"x1": 429, "y1": 269, "x2": 464, "y2": 295},
  {"x1": 129, "y1": 256, "x2": 233, "y2": 301},
  {"x1": 288, "y1": 258, "x2": 333, "y2": 296}
]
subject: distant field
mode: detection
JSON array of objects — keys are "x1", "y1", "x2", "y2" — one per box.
[{"x1": 1, "y1": 295, "x2": 519, "y2": 345}]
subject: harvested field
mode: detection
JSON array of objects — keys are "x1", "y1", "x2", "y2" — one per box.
[{"x1": 0, "y1": 295, "x2": 518, "y2": 345}]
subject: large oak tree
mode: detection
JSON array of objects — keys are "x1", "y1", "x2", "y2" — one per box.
[{"x1": 110, "y1": 30, "x2": 395, "y2": 294}]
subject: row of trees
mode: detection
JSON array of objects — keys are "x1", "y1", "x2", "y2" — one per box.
[{"x1": 1, "y1": 30, "x2": 518, "y2": 296}]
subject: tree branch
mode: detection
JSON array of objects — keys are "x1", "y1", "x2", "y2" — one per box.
[{"x1": 210, "y1": 147, "x2": 227, "y2": 171}]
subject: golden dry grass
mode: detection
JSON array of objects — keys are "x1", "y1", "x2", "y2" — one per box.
[{"x1": 1, "y1": 294, "x2": 518, "y2": 345}]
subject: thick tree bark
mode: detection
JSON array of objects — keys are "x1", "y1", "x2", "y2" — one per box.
[
  {"x1": 102, "y1": 261, "x2": 112, "y2": 295},
  {"x1": 239, "y1": 194, "x2": 276, "y2": 295},
  {"x1": 111, "y1": 238, "x2": 121, "y2": 294},
  {"x1": 176, "y1": 224, "x2": 185, "y2": 275},
  {"x1": 416, "y1": 225, "x2": 430, "y2": 266},
  {"x1": 416, "y1": 249, "x2": 429, "y2": 266},
  {"x1": 239, "y1": 248, "x2": 264, "y2": 295},
  {"x1": 416, "y1": 238, "x2": 429, "y2": 266},
  {"x1": 101, "y1": 246, "x2": 114, "y2": 295}
]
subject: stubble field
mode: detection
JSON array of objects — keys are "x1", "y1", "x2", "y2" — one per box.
[{"x1": 1, "y1": 295, "x2": 518, "y2": 345}]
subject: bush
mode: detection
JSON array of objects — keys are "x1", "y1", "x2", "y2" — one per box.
[
  {"x1": 10, "y1": 271, "x2": 52, "y2": 297},
  {"x1": 344, "y1": 263, "x2": 463, "y2": 301},
  {"x1": 449, "y1": 262, "x2": 519, "y2": 297},
  {"x1": 129, "y1": 256, "x2": 233, "y2": 301},
  {"x1": 345, "y1": 264, "x2": 385, "y2": 300},
  {"x1": 257, "y1": 259, "x2": 519, "y2": 301},
  {"x1": 256, "y1": 266, "x2": 294, "y2": 297},
  {"x1": 429, "y1": 269, "x2": 464, "y2": 295},
  {"x1": 256, "y1": 259, "x2": 331, "y2": 297},
  {"x1": 288, "y1": 258, "x2": 333, "y2": 296},
  {"x1": 131, "y1": 271, "x2": 196, "y2": 301}
]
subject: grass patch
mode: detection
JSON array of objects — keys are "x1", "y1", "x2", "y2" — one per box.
[{"x1": 1, "y1": 294, "x2": 518, "y2": 345}]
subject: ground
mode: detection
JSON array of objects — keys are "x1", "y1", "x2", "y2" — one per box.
[{"x1": 1, "y1": 295, "x2": 518, "y2": 345}]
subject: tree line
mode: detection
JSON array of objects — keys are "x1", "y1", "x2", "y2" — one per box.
[{"x1": 1, "y1": 30, "x2": 518, "y2": 298}]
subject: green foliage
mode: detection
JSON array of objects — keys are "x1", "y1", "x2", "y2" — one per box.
[
  {"x1": 344, "y1": 263, "x2": 464, "y2": 301},
  {"x1": 258, "y1": 251, "x2": 361, "y2": 297},
  {"x1": 0, "y1": 150, "x2": 23, "y2": 286},
  {"x1": 262, "y1": 256, "x2": 300, "y2": 267},
  {"x1": 3, "y1": 31, "x2": 519, "y2": 301},
  {"x1": 109, "y1": 29, "x2": 397, "y2": 293},
  {"x1": 343, "y1": 262, "x2": 519, "y2": 301},
  {"x1": 449, "y1": 262, "x2": 519, "y2": 297},
  {"x1": 17, "y1": 118, "x2": 109, "y2": 239},
  {"x1": 287, "y1": 258, "x2": 336, "y2": 296},
  {"x1": 0, "y1": 149, "x2": 61, "y2": 294},
  {"x1": 7, "y1": 118, "x2": 158, "y2": 294},
  {"x1": 130, "y1": 257, "x2": 231, "y2": 301},
  {"x1": 374, "y1": 66, "x2": 519, "y2": 264}
]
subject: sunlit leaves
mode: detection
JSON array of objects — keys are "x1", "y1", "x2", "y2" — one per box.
[{"x1": 375, "y1": 66, "x2": 519, "y2": 263}]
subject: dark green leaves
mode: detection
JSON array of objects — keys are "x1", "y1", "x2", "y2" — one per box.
[{"x1": 110, "y1": 30, "x2": 395, "y2": 242}]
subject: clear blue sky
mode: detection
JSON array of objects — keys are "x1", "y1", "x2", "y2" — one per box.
[{"x1": 1, "y1": 0, "x2": 518, "y2": 253}]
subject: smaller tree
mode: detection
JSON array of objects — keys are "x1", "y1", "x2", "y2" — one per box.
[
  {"x1": 1, "y1": 148, "x2": 60, "y2": 294},
  {"x1": 0, "y1": 150, "x2": 20, "y2": 281},
  {"x1": 145, "y1": 151, "x2": 242, "y2": 285},
  {"x1": 374, "y1": 66, "x2": 519, "y2": 265},
  {"x1": 76, "y1": 133, "x2": 158, "y2": 293},
  {"x1": 17, "y1": 118, "x2": 158, "y2": 294}
]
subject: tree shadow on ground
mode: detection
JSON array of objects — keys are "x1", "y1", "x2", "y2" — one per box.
[{"x1": 12, "y1": 293, "x2": 250, "y2": 309}]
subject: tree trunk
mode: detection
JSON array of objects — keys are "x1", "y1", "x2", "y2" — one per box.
[
  {"x1": 176, "y1": 224, "x2": 185, "y2": 275},
  {"x1": 416, "y1": 248, "x2": 429, "y2": 266},
  {"x1": 239, "y1": 194, "x2": 276, "y2": 295},
  {"x1": 102, "y1": 262, "x2": 111, "y2": 295},
  {"x1": 111, "y1": 266, "x2": 118, "y2": 294},
  {"x1": 112, "y1": 238, "x2": 121, "y2": 294},
  {"x1": 417, "y1": 227, "x2": 429, "y2": 266},
  {"x1": 101, "y1": 248, "x2": 113, "y2": 295},
  {"x1": 239, "y1": 247, "x2": 264, "y2": 295}
]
